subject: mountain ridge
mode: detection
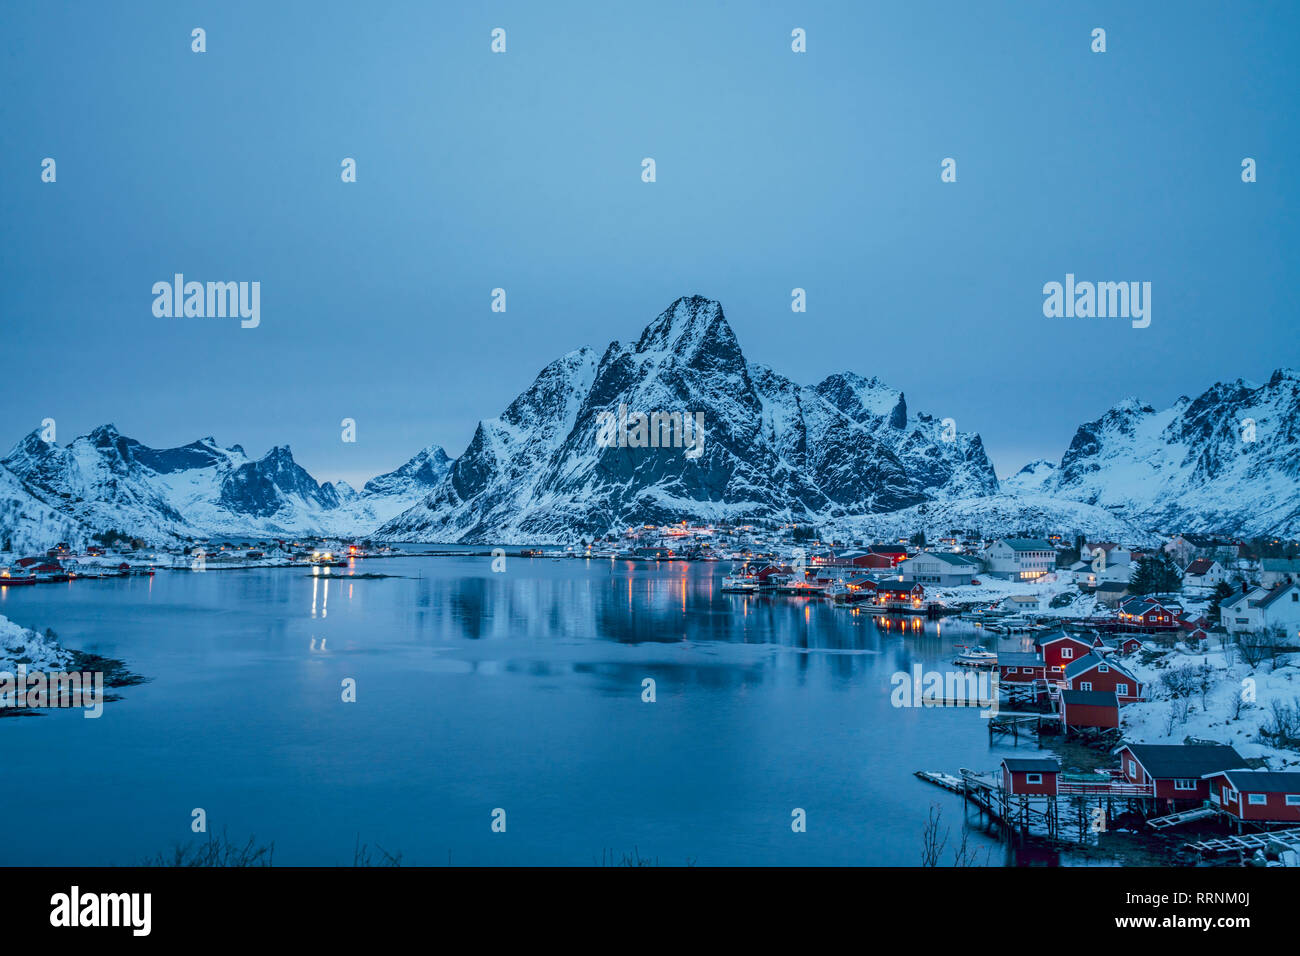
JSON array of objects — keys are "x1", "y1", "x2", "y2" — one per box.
[{"x1": 1, "y1": 298, "x2": 1296, "y2": 548}]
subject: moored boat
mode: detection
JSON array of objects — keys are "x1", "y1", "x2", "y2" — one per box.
[
  {"x1": 720, "y1": 573, "x2": 757, "y2": 593},
  {"x1": 953, "y1": 644, "x2": 998, "y2": 667}
]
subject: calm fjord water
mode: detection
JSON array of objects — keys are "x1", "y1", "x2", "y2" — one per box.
[{"x1": 2, "y1": 554, "x2": 1046, "y2": 866}]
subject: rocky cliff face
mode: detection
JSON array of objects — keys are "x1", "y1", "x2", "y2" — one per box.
[{"x1": 377, "y1": 296, "x2": 1002, "y2": 543}]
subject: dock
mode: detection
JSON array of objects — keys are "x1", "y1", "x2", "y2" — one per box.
[
  {"x1": 1147, "y1": 806, "x2": 1220, "y2": 829},
  {"x1": 916, "y1": 768, "x2": 1063, "y2": 842},
  {"x1": 1186, "y1": 826, "x2": 1300, "y2": 857},
  {"x1": 916, "y1": 766, "x2": 1158, "y2": 846},
  {"x1": 987, "y1": 711, "x2": 1059, "y2": 745}
]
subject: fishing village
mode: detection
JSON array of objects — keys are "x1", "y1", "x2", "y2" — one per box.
[{"x1": 4, "y1": 522, "x2": 1300, "y2": 867}]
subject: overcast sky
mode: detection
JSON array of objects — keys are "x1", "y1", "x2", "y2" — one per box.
[{"x1": 3, "y1": 0, "x2": 1297, "y2": 488}]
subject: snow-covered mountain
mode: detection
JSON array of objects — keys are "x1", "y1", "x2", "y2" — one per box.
[
  {"x1": 0, "y1": 426, "x2": 450, "y2": 546},
  {"x1": 377, "y1": 296, "x2": 1001, "y2": 543},
  {"x1": 1041, "y1": 369, "x2": 1300, "y2": 536},
  {"x1": 1001, "y1": 459, "x2": 1057, "y2": 494},
  {"x1": 2, "y1": 296, "x2": 1295, "y2": 550},
  {"x1": 362, "y1": 444, "x2": 452, "y2": 497}
]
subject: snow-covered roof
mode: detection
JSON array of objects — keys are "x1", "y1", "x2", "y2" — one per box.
[{"x1": 1000, "y1": 538, "x2": 1055, "y2": 551}]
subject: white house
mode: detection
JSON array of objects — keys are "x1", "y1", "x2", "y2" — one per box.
[
  {"x1": 1004, "y1": 594, "x2": 1043, "y2": 614},
  {"x1": 1182, "y1": 558, "x2": 1225, "y2": 589},
  {"x1": 1073, "y1": 560, "x2": 1133, "y2": 589},
  {"x1": 1221, "y1": 581, "x2": 1300, "y2": 638},
  {"x1": 1084, "y1": 542, "x2": 1132, "y2": 567},
  {"x1": 1260, "y1": 558, "x2": 1300, "y2": 589},
  {"x1": 1165, "y1": 535, "x2": 1240, "y2": 567},
  {"x1": 985, "y1": 539, "x2": 1057, "y2": 582},
  {"x1": 895, "y1": 550, "x2": 982, "y2": 586}
]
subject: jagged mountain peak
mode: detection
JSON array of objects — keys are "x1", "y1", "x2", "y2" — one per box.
[
  {"x1": 378, "y1": 297, "x2": 1001, "y2": 543},
  {"x1": 362, "y1": 443, "x2": 453, "y2": 497},
  {"x1": 1047, "y1": 368, "x2": 1300, "y2": 535},
  {"x1": 258, "y1": 444, "x2": 295, "y2": 463},
  {"x1": 630, "y1": 295, "x2": 744, "y2": 373},
  {"x1": 4, "y1": 427, "x2": 57, "y2": 461},
  {"x1": 634, "y1": 295, "x2": 723, "y2": 350},
  {"x1": 87, "y1": 423, "x2": 122, "y2": 440},
  {"x1": 812, "y1": 373, "x2": 904, "y2": 422},
  {"x1": 0, "y1": 423, "x2": 451, "y2": 546}
]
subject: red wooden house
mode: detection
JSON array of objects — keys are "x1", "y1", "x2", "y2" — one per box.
[
  {"x1": 866, "y1": 546, "x2": 908, "y2": 568},
  {"x1": 1115, "y1": 635, "x2": 1144, "y2": 655},
  {"x1": 874, "y1": 582, "x2": 925, "y2": 608},
  {"x1": 1202, "y1": 770, "x2": 1300, "y2": 825},
  {"x1": 1060, "y1": 689, "x2": 1120, "y2": 731},
  {"x1": 754, "y1": 565, "x2": 790, "y2": 584},
  {"x1": 997, "y1": 652, "x2": 1047, "y2": 684},
  {"x1": 1114, "y1": 743, "x2": 1245, "y2": 805},
  {"x1": 1001, "y1": 757, "x2": 1060, "y2": 796},
  {"x1": 1035, "y1": 633, "x2": 1101, "y2": 672},
  {"x1": 1063, "y1": 652, "x2": 1145, "y2": 703},
  {"x1": 1116, "y1": 596, "x2": 1183, "y2": 630}
]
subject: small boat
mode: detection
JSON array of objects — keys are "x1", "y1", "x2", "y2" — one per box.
[
  {"x1": 720, "y1": 574, "x2": 757, "y2": 593},
  {"x1": 0, "y1": 569, "x2": 36, "y2": 586},
  {"x1": 953, "y1": 644, "x2": 998, "y2": 668}
]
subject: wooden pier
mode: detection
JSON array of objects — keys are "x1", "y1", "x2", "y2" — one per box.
[
  {"x1": 1147, "y1": 806, "x2": 1220, "y2": 829},
  {"x1": 1186, "y1": 826, "x2": 1300, "y2": 860},
  {"x1": 987, "y1": 711, "x2": 1059, "y2": 745},
  {"x1": 916, "y1": 767, "x2": 1155, "y2": 846}
]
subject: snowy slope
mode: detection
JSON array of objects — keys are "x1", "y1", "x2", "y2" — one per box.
[
  {"x1": 827, "y1": 492, "x2": 1160, "y2": 545},
  {"x1": 1000, "y1": 459, "x2": 1057, "y2": 494},
  {"x1": 1043, "y1": 369, "x2": 1300, "y2": 536}
]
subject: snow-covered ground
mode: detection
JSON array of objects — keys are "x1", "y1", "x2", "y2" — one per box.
[
  {"x1": 931, "y1": 579, "x2": 1300, "y2": 767},
  {"x1": 1120, "y1": 644, "x2": 1300, "y2": 769},
  {"x1": 0, "y1": 614, "x2": 73, "y2": 672},
  {"x1": 928, "y1": 574, "x2": 1079, "y2": 609}
]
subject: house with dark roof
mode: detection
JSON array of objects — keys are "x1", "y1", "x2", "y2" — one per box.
[
  {"x1": 1060, "y1": 689, "x2": 1120, "y2": 731},
  {"x1": 1202, "y1": 769, "x2": 1300, "y2": 824},
  {"x1": 998, "y1": 651, "x2": 1047, "y2": 684},
  {"x1": 1035, "y1": 632, "x2": 1102, "y2": 672},
  {"x1": 1063, "y1": 652, "x2": 1145, "y2": 703},
  {"x1": 1092, "y1": 581, "x2": 1130, "y2": 607},
  {"x1": 1165, "y1": 535, "x2": 1241, "y2": 567},
  {"x1": 1221, "y1": 581, "x2": 1300, "y2": 637},
  {"x1": 985, "y1": 538, "x2": 1057, "y2": 581},
  {"x1": 1104, "y1": 634, "x2": 1145, "y2": 656},
  {"x1": 1182, "y1": 558, "x2": 1225, "y2": 588},
  {"x1": 1114, "y1": 743, "x2": 1246, "y2": 805},
  {"x1": 1117, "y1": 596, "x2": 1183, "y2": 630},
  {"x1": 894, "y1": 550, "x2": 982, "y2": 586},
  {"x1": 1001, "y1": 758, "x2": 1060, "y2": 796},
  {"x1": 1260, "y1": 558, "x2": 1300, "y2": 589}
]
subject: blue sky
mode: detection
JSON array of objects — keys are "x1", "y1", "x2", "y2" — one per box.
[{"x1": 3, "y1": 0, "x2": 1297, "y2": 488}]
